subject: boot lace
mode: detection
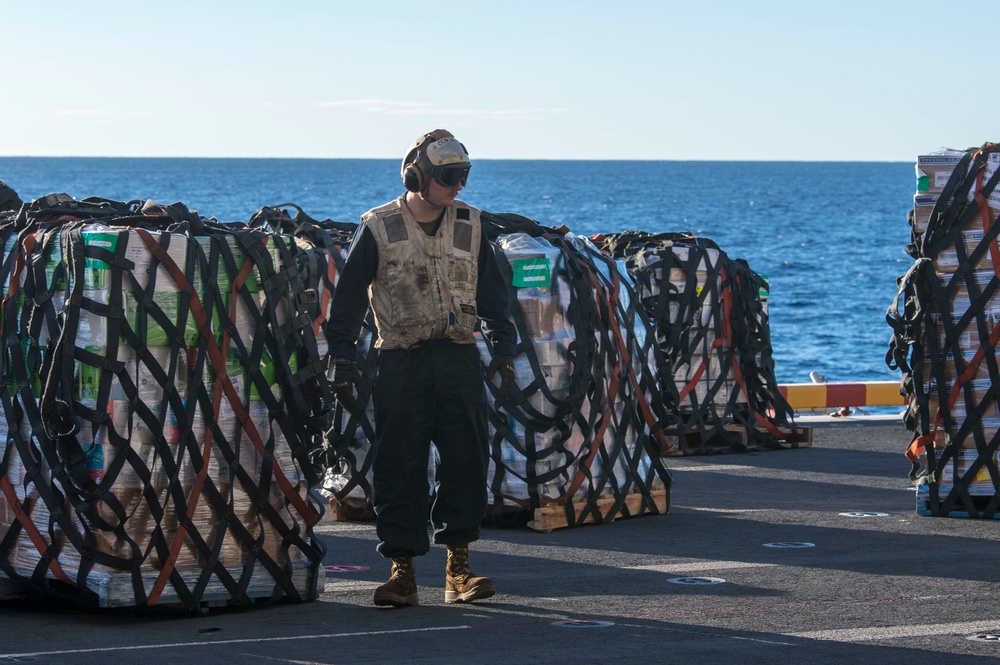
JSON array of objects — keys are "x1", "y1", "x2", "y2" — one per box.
[{"x1": 391, "y1": 557, "x2": 413, "y2": 579}]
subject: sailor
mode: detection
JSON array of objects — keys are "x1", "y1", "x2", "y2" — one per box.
[{"x1": 326, "y1": 129, "x2": 517, "y2": 608}]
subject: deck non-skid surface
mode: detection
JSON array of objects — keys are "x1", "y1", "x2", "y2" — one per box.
[{"x1": 2, "y1": 416, "x2": 999, "y2": 664}]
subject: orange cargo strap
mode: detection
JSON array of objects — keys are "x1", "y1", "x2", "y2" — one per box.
[{"x1": 138, "y1": 229, "x2": 318, "y2": 606}]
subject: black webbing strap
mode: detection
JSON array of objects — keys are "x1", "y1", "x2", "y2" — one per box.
[
  {"x1": 555, "y1": 235, "x2": 671, "y2": 524},
  {"x1": 891, "y1": 143, "x2": 1000, "y2": 517},
  {"x1": 603, "y1": 232, "x2": 792, "y2": 454},
  {"x1": 230, "y1": 229, "x2": 330, "y2": 494},
  {"x1": 479, "y1": 211, "x2": 565, "y2": 240},
  {"x1": 0, "y1": 197, "x2": 331, "y2": 608},
  {"x1": 324, "y1": 326, "x2": 378, "y2": 506},
  {"x1": 14, "y1": 194, "x2": 132, "y2": 228},
  {"x1": 482, "y1": 231, "x2": 670, "y2": 526},
  {"x1": 132, "y1": 227, "x2": 319, "y2": 607},
  {"x1": 2, "y1": 222, "x2": 94, "y2": 592},
  {"x1": 486, "y1": 235, "x2": 603, "y2": 510},
  {"x1": 0, "y1": 224, "x2": 81, "y2": 590},
  {"x1": 45, "y1": 222, "x2": 169, "y2": 603},
  {"x1": 724, "y1": 259, "x2": 797, "y2": 447}
]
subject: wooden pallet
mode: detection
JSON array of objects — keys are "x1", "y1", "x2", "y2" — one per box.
[
  {"x1": 0, "y1": 564, "x2": 323, "y2": 609},
  {"x1": 527, "y1": 488, "x2": 669, "y2": 533},
  {"x1": 681, "y1": 423, "x2": 812, "y2": 455},
  {"x1": 328, "y1": 497, "x2": 375, "y2": 522},
  {"x1": 88, "y1": 564, "x2": 324, "y2": 609}
]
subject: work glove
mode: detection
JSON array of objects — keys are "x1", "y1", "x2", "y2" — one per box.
[
  {"x1": 331, "y1": 358, "x2": 364, "y2": 413},
  {"x1": 485, "y1": 354, "x2": 516, "y2": 403}
]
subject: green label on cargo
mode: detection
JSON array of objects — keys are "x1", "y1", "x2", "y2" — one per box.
[
  {"x1": 81, "y1": 231, "x2": 120, "y2": 289},
  {"x1": 916, "y1": 171, "x2": 929, "y2": 192},
  {"x1": 511, "y1": 257, "x2": 551, "y2": 288}
]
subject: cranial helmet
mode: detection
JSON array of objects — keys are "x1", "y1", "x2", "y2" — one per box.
[{"x1": 401, "y1": 129, "x2": 471, "y2": 193}]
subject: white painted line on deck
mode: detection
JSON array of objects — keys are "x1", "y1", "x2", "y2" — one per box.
[
  {"x1": 627, "y1": 560, "x2": 778, "y2": 574},
  {"x1": 675, "y1": 506, "x2": 768, "y2": 513},
  {"x1": 0, "y1": 625, "x2": 471, "y2": 660},
  {"x1": 789, "y1": 619, "x2": 1000, "y2": 643},
  {"x1": 669, "y1": 463, "x2": 759, "y2": 473},
  {"x1": 321, "y1": 579, "x2": 380, "y2": 592}
]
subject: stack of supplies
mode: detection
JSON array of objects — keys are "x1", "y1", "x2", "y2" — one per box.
[
  {"x1": 0, "y1": 195, "x2": 339, "y2": 609},
  {"x1": 601, "y1": 231, "x2": 797, "y2": 454},
  {"x1": 888, "y1": 142, "x2": 1000, "y2": 518}
]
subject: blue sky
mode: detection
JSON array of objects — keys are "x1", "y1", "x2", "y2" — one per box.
[{"x1": 3, "y1": 0, "x2": 997, "y2": 160}]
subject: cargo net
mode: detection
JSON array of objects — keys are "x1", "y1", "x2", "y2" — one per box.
[
  {"x1": 599, "y1": 231, "x2": 796, "y2": 454},
  {"x1": 0, "y1": 195, "x2": 345, "y2": 609},
  {"x1": 321, "y1": 212, "x2": 673, "y2": 528},
  {"x1": 888, "y1": 142, "x2": 1000, "y2": 518},
  {"x1": 317, "y1": 324, "x2": 377, "y2": 521}
]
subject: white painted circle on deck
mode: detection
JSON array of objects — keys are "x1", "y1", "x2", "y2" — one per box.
[
  {"x1": 667, "y1": 576, "x2": 726, "y2": 585},
  {"x1": 838, "y1": 511, "x2": 889, "y2": 517},
  {"x1": 551, "y1": 620, "x2": 616, "y2": 628},
  {"x1": 324, "y1": 565, "x2": 370, "y2": 573}
]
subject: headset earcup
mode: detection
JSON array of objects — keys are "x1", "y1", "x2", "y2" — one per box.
[
  {"x1": 402, "y1": 130, "x2": 453, "y2": 192},
  {"x1": 403, "y1": 164, "x2": 422, "y2": 192}
]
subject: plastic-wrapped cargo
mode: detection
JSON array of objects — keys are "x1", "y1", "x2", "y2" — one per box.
[
  {"x1": 599, "y1": 231, "x2": 798, "y2": 454},
  {"x1": 911, "y1": 149, "x2": 968, "y2": 235},
  {"x1": 0, "y1": 196, "x2": 337, "y2": 609},
  {"x1": 484, "y1": 228, "x2": 671, "y2": 526},
  {"x1": 323, "y1": 213, "x2": 672, "y2": 529},
  {"x1": 887, "y1": 142, "x2": 1000, "y2": 518}
]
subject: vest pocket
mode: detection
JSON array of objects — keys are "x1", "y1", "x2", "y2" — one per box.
[
  {"x1": 386, "y1": 263, "x2": 435, "y2": 327},
  {"x1": 447, "y1": 256, "x2": 477, "y2": 340},
  {"x1": 450, "y1": 300, "x2": 478, "y2": 338},
  {"x1": 448, "y1": 255, "x2": 475, "y2": 287}
]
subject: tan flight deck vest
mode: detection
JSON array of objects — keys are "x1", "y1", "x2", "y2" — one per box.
[{"x1": 363, "y1": 196, "x2": 482, "y2": 350}]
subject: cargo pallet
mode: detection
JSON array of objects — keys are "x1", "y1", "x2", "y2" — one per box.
[
  {"x1": 672, "y1": 423, "x2": 812, "y2": 456},
  {"x1": 330, "y1": 490, "x2": 670, "y2": 533},
  {"x1": 915, "y1": 486, "x2": 1000, "y2": 519},
  {"x1": 0, "y1": 565, "x2": 323, "y2": 610},
  {"x1": 329, "y1": 498, "x2": 375, "y2": 522},
  {"x1": 526, "y1": 487, "x2": 669, "y2": 533}
]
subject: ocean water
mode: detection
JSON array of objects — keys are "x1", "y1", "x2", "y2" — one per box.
[{"x1": 0, "y1": 157, "x2": 915, "y2": 387}]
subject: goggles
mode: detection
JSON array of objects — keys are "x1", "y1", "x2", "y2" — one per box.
[
  {"x1": 430, "y1": 164, "x2": 471, "y2": 188},
  {"x1": 425, "y1": 137, "x2": 471, "y2": 188}
]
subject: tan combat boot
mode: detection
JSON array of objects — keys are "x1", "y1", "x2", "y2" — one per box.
[
  {"x1": 373, "y1": 556, "x2": 418, "y2": 608},
  {"x1": 445, "y1": 544, "x2": 495, "y2": 604}
]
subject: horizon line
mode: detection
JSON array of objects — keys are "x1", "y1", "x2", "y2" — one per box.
[{"x1": 0, "y1": 155, "x2": 915, "y2": 163}]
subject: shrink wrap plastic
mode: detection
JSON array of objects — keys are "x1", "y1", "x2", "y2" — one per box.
[
  {"x1": 0, "y1": 205, "x2": 334, "y2": 608},
  {"x1": 890, "y1": 143, "x2": 1000, "y2": 516},
  {"x1": 323, "y1": 230, "x2": 670, "y2": 523}
]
